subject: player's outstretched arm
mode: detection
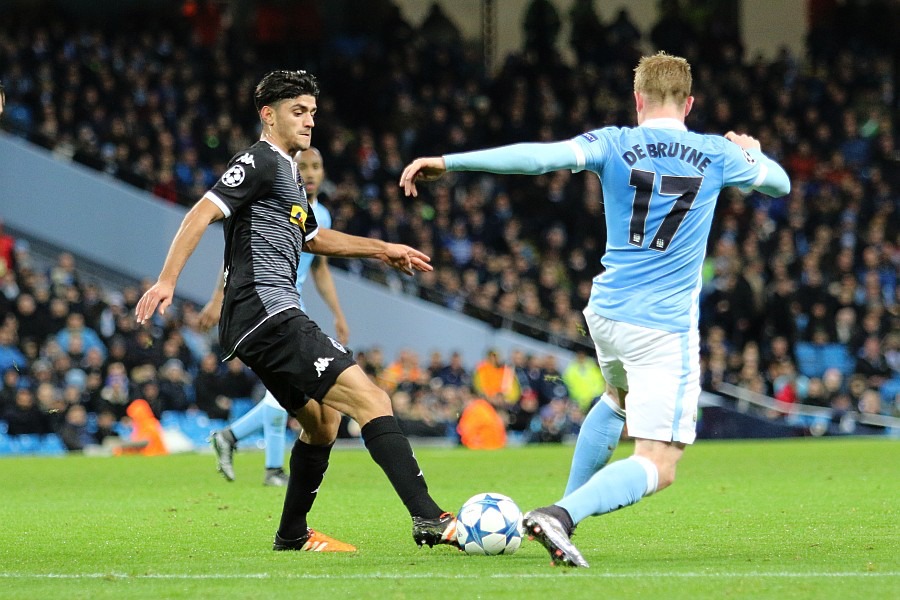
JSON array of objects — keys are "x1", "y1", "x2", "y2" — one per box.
[
  {"x1": 136, "y1": 197, "x2": 224, "y2": 324},
  {"x1": 400, "y1": 141, "x2": 580, "y2": 197},
  {"x1": 304, "y1": 228, "x2": 432, "y2": 276}
]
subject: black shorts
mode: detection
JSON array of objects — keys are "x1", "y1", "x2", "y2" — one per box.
[{"x1": 234, "y1": 308, "x2": 356, "y2": 413}]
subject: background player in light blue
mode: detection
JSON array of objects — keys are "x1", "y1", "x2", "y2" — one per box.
[
  {"x1": 400, "y1": 52, "x2": 790, "y2": 567},
  {"x1": 203, "y1": 147, "x2": 349, "y2": 487}
]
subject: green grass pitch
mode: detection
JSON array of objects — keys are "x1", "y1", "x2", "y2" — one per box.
[{"x1": 0, "y1": 438, "x2": 897, "y2": 599}]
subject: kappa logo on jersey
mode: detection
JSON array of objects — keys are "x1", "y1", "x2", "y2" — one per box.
[
  {"x1": 581, "y1": 132, "x2": 598, "y2": 142},
  {"x1": 314, "y1": 357, "x2": 333, "y2": 377},
  {"x1": 742, "y1": 149, "x2": 757, "y2": 165},
  {"x1": 236, "y1": 153, "x2": 256, "y2": 168},
  {"x1": 221, "y1": 164, "x2": 245, "y2": 187},
  {"x1": 328, "y1": 337, "x2": 346, "y2": 353},
  {"x1": 290, "y1": 204, "x2": 308, "y2": 231}
]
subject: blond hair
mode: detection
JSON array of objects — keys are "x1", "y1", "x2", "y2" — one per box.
[{"x1": 634, "y1": 52, "x2": 692, "y2": 106}]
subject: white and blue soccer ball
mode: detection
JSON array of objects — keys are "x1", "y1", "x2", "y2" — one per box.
[{"x1": 456, "y1": 492, "x2": 523, "y2": 555}]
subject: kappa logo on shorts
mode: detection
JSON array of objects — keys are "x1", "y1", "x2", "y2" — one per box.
[
  {"x1": 220, "y1": 164, "x2": 245, "y2": 187},
  {"x1": 314, "y1": 357, "x2": 334, "y2": 377},
  {"x1": 328, "y1": 337, "x2": 346, "y2": 353}
]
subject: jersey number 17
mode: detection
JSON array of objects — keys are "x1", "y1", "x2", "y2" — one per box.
[{"x1": 628, "y1": 169, "x2": 703, "y2": 252}]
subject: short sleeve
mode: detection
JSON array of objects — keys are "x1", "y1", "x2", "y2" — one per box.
[
  {"x1": 721, "y1": 141, "x2": 766, "y2": 190},
  {"x1": 302, "y1": 202, "x2": 319, "y2": 243},
  {"x1": 569, "y1": 128, "x2": 613, "y2": 174},
  {"x1": 206, "y1": 149, "x2": 275, "y2": 218}
]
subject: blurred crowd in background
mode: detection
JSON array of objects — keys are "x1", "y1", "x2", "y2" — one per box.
[{"x1": 0, "y1": 0, "x2": 898, "y2": 452}]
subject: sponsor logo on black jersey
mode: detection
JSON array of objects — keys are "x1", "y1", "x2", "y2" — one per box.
[{"x1": 290, "y1": 204, "x2": 308, "y2": 231}]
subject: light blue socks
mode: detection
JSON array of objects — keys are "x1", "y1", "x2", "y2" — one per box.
[
  {"x1": 558, "y1": 455, "x2": 658, "y2": 524},
  {"x1": 229, "y1": 401, "x2": 266, "y2": 439},
  {"x1": 228, "y1": 400, "x2": 288, "y2": 469},
  {"x1": 564, "y1": 394, "x2": 626, "y2": 496},
  {"x1": 262, "y1": 403, "x2": 287, "y2": 469}
]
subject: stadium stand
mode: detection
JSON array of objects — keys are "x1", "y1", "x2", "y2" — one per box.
[{"x1": 0, "y1": 1, "x2": 897, "y2": 454}]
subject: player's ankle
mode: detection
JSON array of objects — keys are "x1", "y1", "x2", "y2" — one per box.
[
  {"x1": 221, "y1": 428, "x2": 237, "y2": 445},
  {"x1": 544, "y1": 504, "x2": 575, "y2": 536}
]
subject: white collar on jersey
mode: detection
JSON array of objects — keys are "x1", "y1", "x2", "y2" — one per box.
[
  {"x1": 260, "y1": 138, "x2": 299, "y2": 181},
  {"x1": 639, "y1": 118, "x2": 688, "y2": 131},
  {"x1": 261, "y1": 138, "x2": 293, "y2": 161}
]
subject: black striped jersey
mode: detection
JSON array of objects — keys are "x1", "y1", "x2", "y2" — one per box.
[{"x1": 205, "y1": 140, "x2": 320, "y2": 359}]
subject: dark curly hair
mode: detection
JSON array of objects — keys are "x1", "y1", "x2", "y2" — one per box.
[{"x1": 254, "y1": 70, "x2": 319, "y2": 112}]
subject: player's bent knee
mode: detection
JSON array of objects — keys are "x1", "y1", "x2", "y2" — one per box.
[
  {"x1": 296, "y1": 404, "x2": 340, "y2": 445},
  {"x1": 645, "y1": 455, "x2": 678, "y2": 491},
  {"x1": 634, "y1": 440, "x2": 683, "y2": 492},
  {"x1": 320, "y1": 408, "x2": 342, "y2": 440},
  {"x1": 368, "y1": 387, "x2": 392, "y2": 415}
]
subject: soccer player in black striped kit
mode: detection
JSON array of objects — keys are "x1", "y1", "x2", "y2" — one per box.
[{"x1": 136, "y1": 70, "x2": 458, "y2": 552}]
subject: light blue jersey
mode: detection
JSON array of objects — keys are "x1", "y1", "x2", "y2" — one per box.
[
  {"x1": 296, "y1": 199, "x2": 332, "y2": 310},
  {"x1": 570, "y1": 119, "x2": 781, "y2": 332},
  {"x1": 444, "y1": 117, "x2": 790, "y2": 334}
]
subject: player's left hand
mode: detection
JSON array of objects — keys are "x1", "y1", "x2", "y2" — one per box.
[
  {"x1": 135, "y1": 281, "x2": 175, "y2": 324},
  {"x1": 198, "y1": 297, "x2": 222, "y2": 331},
  {"x1": 379, "y1": 244, "x2": 432, "y2": 275},
  {"x1": 334, "y1": 315, "x2": 350, "y2": 346},
  {"x1": 724, "y1": 131, "x2": 761, "y2": 152},
  {"x1": 399, "y1": 157, "x2": 447, "y2": 197}
]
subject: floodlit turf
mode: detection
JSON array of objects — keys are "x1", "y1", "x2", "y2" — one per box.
[{"x1": 0, "y1": 438, "x2": 897, "y2": 599}]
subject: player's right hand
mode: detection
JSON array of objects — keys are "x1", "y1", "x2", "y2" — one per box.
[
  {"x1": 135, "y1": 281, "x2": 175, "y2": 324},
  {"x1": 379, "y1": 243, "x2": 432, "y2": 275},
  {"x1": 399, "y1": 157, "x2": 447, "y2": 197},
  {"x1": 724, "y1": 131, "x2": 762, "y2": 152}
]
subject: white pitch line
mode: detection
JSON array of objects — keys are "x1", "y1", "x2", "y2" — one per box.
[{"x1": 0, "y1": 572, "x2": 897, "y2": 580}]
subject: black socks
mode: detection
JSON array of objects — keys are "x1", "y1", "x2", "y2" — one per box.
[
  {"x1": 277, "y1": 439, "x2": 332, "y2": 540},
  {"x1": 361, "y1": 415, "x2": 443, "y2": 519}
]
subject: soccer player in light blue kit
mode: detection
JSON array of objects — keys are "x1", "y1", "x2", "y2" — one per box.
[
  {"x1": 205, "y1": 147, "x2": 350, "y2": 488},
  {"x1": 400, "y1": 52, "x2": 790, "y2": 567}
]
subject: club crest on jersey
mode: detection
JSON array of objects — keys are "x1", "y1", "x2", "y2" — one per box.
[
  {"x1": 236, "y1": 153, "x2": 256, "y2": 168},
  {"x1": 220, "y1": 165, "x2": 245, "y2": 187},
  {"x1": 290, "y1": 204, "x2": 308, "y2": 231}
]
